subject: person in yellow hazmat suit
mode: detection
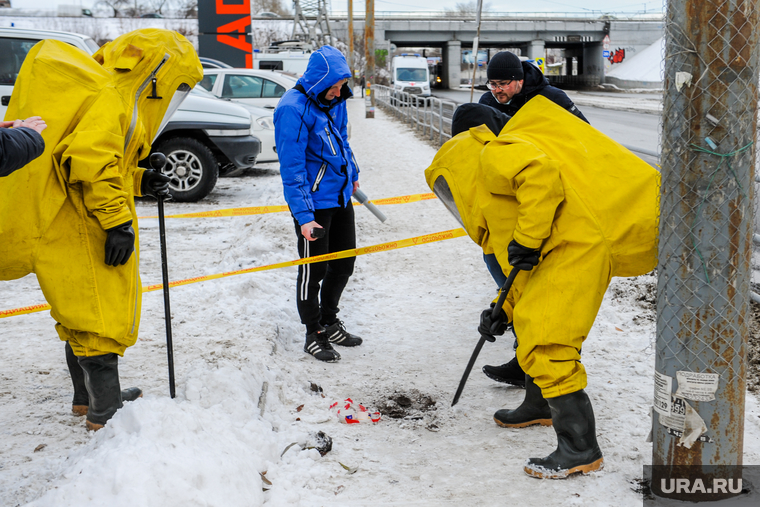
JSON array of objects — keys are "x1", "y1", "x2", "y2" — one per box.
[
  {"x1": 0, "y1": 29, "x2": 202, "y2": 431},
  {"x1": 425, "y1": 96, "x2": 658, "y2": 479}
]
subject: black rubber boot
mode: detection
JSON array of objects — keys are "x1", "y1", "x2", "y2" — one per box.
[
  {"x1": 482, "y1": 356, "x2": 526, "y2": 387},
  {"x1": 65, "y1": 342, "x2": 89, "y2": 416},
  {"x1": 493, "y1": 375, "x2": 552, "y2": 428},
  {"x1": 78, "y1": 353, "x2": 124, "y2": 431},
  {"x1": 66, "y1": 344, "x2": 143, "y2": 417},
  {"x1": 524, "y1": 389, "x2": 604, "y2": 479}
]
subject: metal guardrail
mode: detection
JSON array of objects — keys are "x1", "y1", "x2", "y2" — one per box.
[
  {"x1": 330, "y1": 11, "x2": 665, "y2": 21},
  {"x1": 373, "y1": 84, "x2": 457, "y2": 148}
]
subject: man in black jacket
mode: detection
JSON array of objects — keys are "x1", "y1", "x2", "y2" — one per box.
[
  {"x1": 477, "y1": 51, "x2": 587, "y2": 386},
  {"x1": 0, "y1": 116, "x2": 46, "y2": 177},
  {"x1": 479, "y1": 51, "x2": 588, "y2": 123}
]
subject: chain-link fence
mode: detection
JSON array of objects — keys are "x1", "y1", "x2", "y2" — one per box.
[
  {"x1": 372, "y1": 84, "x2": 457, "y2": 147},
  {"x1": 653, "y1": 0, "x2": 759, "y2": 486}
]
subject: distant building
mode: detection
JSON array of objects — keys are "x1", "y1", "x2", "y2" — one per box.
[{"x1": 0, "y1": 1, "x2": 11, "y2": 7}]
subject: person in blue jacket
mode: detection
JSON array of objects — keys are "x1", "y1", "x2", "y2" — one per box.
[{"x1": 274, "y1": 45, "x2": 363, "y2": 363}]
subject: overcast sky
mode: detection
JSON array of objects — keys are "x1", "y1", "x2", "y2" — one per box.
[{"x1": 11, "y1": 0, "x2": 665, "y2": 15}]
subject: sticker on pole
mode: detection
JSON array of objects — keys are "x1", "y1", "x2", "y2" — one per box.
[
  {"x1": 675, "y1": 371, "x2": 719, "y2": 402},
  {"x1": 653, "y1": 370, "x2": 673, "y2": 416},
  {"x1": 658, "y1": 396, "x2": 712, "y2": 448}
]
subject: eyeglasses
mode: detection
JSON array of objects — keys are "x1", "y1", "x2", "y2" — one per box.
[{"x1": 486, "y1": 80, "x2": 513, "y2": 91}]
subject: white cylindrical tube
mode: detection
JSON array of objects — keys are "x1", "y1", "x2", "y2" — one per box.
[{"x1": 353, "y1": 188, "x2": 387, "y2": 223}]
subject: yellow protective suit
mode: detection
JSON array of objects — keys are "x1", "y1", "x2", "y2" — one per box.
[
  {"x1": 0, "y1": 29, "x2": 202, "y2": 356},
  {"x1": 425, "y1": 96, "x2": 659, "y2": 398}
]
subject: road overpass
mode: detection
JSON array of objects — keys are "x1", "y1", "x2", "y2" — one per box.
[{"x1": 326, "y1": 15, "x2": 663, "y2": 88}]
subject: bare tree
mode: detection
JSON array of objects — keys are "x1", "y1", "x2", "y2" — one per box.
[
  {"x1": 250, "y1": 23, "x2": 291, "y2": 50},
  {"x1": 173, "y1": 0, "x2": 198, "y2": 18},
  {"x1": 144, "y1": 0, "x2": 171, "y2": 14},
  {"x1": 96, "y1": 0, "x2": 130, "y2": 17},
  {"x1": 444, "y1": 0, "x2": 492, "y2": 17}
]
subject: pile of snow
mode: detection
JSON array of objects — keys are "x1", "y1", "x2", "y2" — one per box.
[{"x1": 606, "y1": 38, "x2": 664, "y2": 89}]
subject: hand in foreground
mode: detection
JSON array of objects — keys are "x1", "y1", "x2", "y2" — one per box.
[
  {"x1": 301, "y1": 221, "x2": 324, "y2": 241},
  {"x1": 1, "y1": 116, "x2": 48, "y2": 134}
]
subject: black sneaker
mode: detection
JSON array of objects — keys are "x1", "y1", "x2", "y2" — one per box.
[
  {"x1": 304, "y1": 329, "x2": 341, "y2": 362},
  {"x1": 323, "y1": 321, "x2": 363, "y2": 347},
  {"x1": 482, "y1": 356, "x2": 525, "y2": 387}
]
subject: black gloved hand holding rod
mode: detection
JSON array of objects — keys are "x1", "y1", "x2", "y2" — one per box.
[
  {"x1": 148, "y1": 152, "x2": 177, "y2": 399},
  {"x1": 452, "y1": 266, "x2": 519, "y2": 407},
  {"x1": 507, "y1": 239, "x2": 540, "y2": 271}
]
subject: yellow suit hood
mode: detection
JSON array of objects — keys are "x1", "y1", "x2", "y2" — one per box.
[
  {"x1": 425, "y1": 124, "x2": 495, "y2": 254},
  {"x1": 93, "y1": 29, "x2": 203, "y2": 163}
]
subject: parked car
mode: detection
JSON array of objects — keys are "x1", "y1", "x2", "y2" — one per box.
[
  {"x1": 199, "y1": 56, "x2": 232, "y2": 69},
  {"x1": 192, "y1": 86, "x2": 277, "y2": 165},
  {"x1": 199, "y1": 68, "x2": 298, "y2": 109},
  {"x1": 0, "y1": 27, "x2": 261, "y2": 202},
  {"x1": 153, "y1": 88, "x2": 260, "y2": 201}
]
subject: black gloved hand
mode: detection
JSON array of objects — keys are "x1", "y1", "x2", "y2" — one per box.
[
  {"x1": 105, "y1": 221, "x2": 135, "y2": 266},
  {"x1": 478, "y1": 304, "x2": 510, "y2": 341},
  {"x1": 141, "y1": 169, "x2": 171, "y2": 198},
  {"x1": 507, "y1": 239, "x2": 540, "y2": 271}
]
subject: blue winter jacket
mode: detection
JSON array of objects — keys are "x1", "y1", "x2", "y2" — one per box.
[{"x1": 274, "y1": 46, "x2": 359, "y2": 226}]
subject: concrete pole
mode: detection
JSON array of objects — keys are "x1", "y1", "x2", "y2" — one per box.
[
  {"x1": 653, "y1": 0, "x2": 760, "y2": 499},
  {"x1": 364, "y1": 0, "x2": 375, "y2": 118},
  {"x1": 348, "y1": 0, "x2": 354, "y2": 89}
]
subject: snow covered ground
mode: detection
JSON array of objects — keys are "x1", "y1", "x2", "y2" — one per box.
[{"x1": 2, "y1": 96, "x2": 760, "y2": 507}]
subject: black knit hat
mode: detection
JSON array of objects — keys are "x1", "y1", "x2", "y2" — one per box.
[{"x1": 487, "y1": 51, "x2": 524, "y2": 81}]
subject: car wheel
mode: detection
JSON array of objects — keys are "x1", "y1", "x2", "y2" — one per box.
[{"x1": 154, "y1": 137, "x2": 218, "y2": 202}]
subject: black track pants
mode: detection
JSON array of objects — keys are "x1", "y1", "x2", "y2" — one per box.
[{"x1": 294, "y1": 205, "x2": 356, "y2": 329}]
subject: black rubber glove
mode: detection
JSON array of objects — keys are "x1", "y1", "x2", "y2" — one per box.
[
  {"x1": 478, "y1": 304, "x2": 510, "y2": 341},
  {"x1": 105, "y1": 221, "x2": 135, "y2": 266},
  {"x1": 508, "y1": 239, "x2": 540, "y2": 271},
  {"x1": 141, "y1": 169, "x2": 171, "y2": 198}
]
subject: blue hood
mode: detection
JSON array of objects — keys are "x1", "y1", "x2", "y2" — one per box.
[{"x1": 298, "y1": 46, "x2": 352, "y2": 100}]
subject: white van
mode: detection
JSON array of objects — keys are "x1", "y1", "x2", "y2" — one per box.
[
  {"x1": 391, "y1": 54, "x2": 431, "y2": 97},
  {"x1": 251, "y1": 50, "x2": 310, "y2": 77}
]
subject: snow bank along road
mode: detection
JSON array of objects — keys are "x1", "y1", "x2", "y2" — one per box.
[{"x1": 2, "y1": 97, "x2": 760, "y2": 507}]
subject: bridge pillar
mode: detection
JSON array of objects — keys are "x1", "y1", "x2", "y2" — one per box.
[
  {"x1": 583, "y1": 44, "x2": 605, "y2": 84},
  {"x1": 527, "y1": 40, "x2": 545, "y2": 61},
  {"x1": 443, "y1": 40, "x2": 462, "y2": 90}
]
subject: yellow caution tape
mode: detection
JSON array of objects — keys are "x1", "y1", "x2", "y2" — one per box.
[
  {"x1": 138, "y1": 192, "x2": 437, "y2": 219},
  {"x1": 0, "y1": 228, "x2": 466, "y2": 319}
]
